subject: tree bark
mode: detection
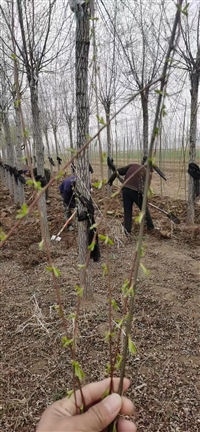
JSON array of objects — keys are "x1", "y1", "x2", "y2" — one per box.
[
  {"x1": 187, "y1": 63, "x2": 200, "y2": 225},
  {"x1": 14, "y1": 104, "x2": 25, "y2": 205},
  {"x1": 141, "y1": 88, "x2": 149, "y2": 158},
  {"x1": 52, "y1": 125, "x2": 60, "y2": 172},
  {"x1": 30, "y1": 80, "x2": 50, "y2": 243},
  {"x1": 76, "y1": 1, "x2": 91, "y2": 298},
  {"x1": 3, "y1": 112, "x2": 14, "y2": 195},
  {"x1": 44, "y1": 127, "x2": 53, "y2": 175},
  {"x1": 106, "y1": 106, "x2": 112, "y2": 196}
]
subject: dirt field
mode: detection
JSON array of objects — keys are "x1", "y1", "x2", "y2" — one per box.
[{"x1": 1, "y1": 170, "x2": 200, "y2": 432}]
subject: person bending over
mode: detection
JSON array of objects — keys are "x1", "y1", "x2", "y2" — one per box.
[{"x1": 108, "y1": 161, "x2": 154, "y2": 235}]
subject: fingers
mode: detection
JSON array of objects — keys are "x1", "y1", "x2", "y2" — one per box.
[
  {"x1": 64, "y1": 377, "x2": 131, "y2": 416},
  {"x1": 65, "y1": 393, "x2": 122, "y2": 432},
  {"x1": 118, "y1": 418, "x2": 137, "y2": 432},
  {"x1": 120, "y1": 396, "x2": 134, "y2": 416}
]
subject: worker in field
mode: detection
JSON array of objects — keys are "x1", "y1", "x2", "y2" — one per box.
[
  {"x1": 24, "y1": 166, "x2": 51, "y2": 201},
  {"x1": 59, "y1": 163, "x2": 94, "y2": 231},
  {"x1": 59, "y1": 174, "x2": 76, "y2": 231},
  {"x1": 107, "y1": 156, "x2": 155, "y2": 235}
]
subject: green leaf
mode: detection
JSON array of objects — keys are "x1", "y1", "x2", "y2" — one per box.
[
  {"x1": 61, "y1": 336, "x2": 73, "y2": 347},
  {"x1": 24, "y1": 129, "x2": 29, "y2": 138},
  {"x1": 67, "y1": 389, "x2": 74, "y2": 398},
  {"x1": 111, "y1": 191, "x2": 119, "y2": 198},
  {"x1": 104, "y1": 331, "x2": 115, "y2": 342},
  {"x1": 0, "y1": 229, "x2": 7, "y2": 241},
  {"x1": 155, "y1": 90, "x2": 169, "y2": 96},
  {"x1": 148, "y1": 186, "x2": 154, "y2": 198},
  {"x1": 135, "y1": 211, "x2": 145, "y2": 224},
  {"x1": 102, "y1": 388, "x2": 110, "y2": 399},
  {"x1": 93, "y1": 180, "x2": 103, "y2": 189},
  {"x1": 55, "y1": 170, "x2": 64, "y2": 180},
  {"x1": 154, "y1": 127, "x2": 159, "y2": 136},
  {"x1": 96, "y1": 115, "x2": 105, "y2": 125},
  {"x1": 99, "y1": 234, "x2": 114, "y2": 245},
  {"x1": 14, "y1": 99, "x2": 21, "y2": 108},
  {"x1": 90, "y1": 223, "x2": 98, "y2": 230},
  {"x1": 128, "y1": 336, "x2": 137, "y2": 355},
  {"x1": 85, "y1": 134, "x2": 92, "y2": 140},
  {"x1": 75, "y1": 285, "x2": 83, "y2": 298},
  {"x1": 66, "y1": 148, "x2": 77, "y2": 154},
  {"x1": 111, "y1": 299, "x2": 119, "y2": 311},
  {"x1": 67, "y1": 313, "x2": 76, "y2": 320},
  {"x1": 102, "y1": 263, "x2": 108, "y2": 277},
  {"x1": 71, "y1": 360, "x2": 85, "y2": 381},
  {"x1": 140, "y1": 262, "x2": 149, "y2": 275},
  {"x1": 16, "y1": 203, "x2": 28, "y2": 219},
  {"x1": 105, "y1": 363, "x2": 111, "y2": 374},
  {"x1": 46, "y1": 266, "x2": 61, "y2": 277},
  {"x1": 121, "y1": 279, "x2": 129, "y2": 294},
  {"x1": 11, "y1": 53, "x2": 17, "y2": 61},
  {"x1": 38, "y1": 240, "x2": 44, "y2": 251},
  {"x1": 101, "y1": 152, "x2": 107, "y2": 163},
  {"x1": 77, "y1": 264, "x2": 86, "y2": 269},
  {"x1": 88, "y1": 240, "x2": 96, "y2": 251},
  {"x1": 115, "y1": 353, "x2": 122, "y2": 370}
]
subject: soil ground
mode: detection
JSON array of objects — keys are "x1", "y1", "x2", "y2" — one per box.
[{"x1": 1, "y1": 166, "x2": 200, "y2": 432}]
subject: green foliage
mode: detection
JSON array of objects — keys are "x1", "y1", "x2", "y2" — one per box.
[
  {"x1": 115, "y1": 353, "x2": 122, "y2": 370},
  {"x1": 121, "y1": 279, "x2": 129, "y2": 295},
  {"x1": 14, "y1": 99, "x2": 21, "y2": 108},
  {"x1": 135, "y1": 211, "x2": 145, "y2": 224},
  {"x1": 38, "y1": 239, "x2": 44, "y2": 251},
  {"x1": 0, "y1": 229, "x2": 7, "y2": 241},
  {"x1": 111, "y1": 191, "x2": 119, "y2": 198},
  {"x1": 111, "y1": 299, "x2": 119, "y2": 311},
  {"x1": 102, "y1": 388, "x2": 110, "y2": 399},
  {"x1": 102, "y1": 263, "x2": 108, "y2": 277},
  {"x1": 93, "y1": 179, "x2": 107, "y2": 189},
  {"x1": 155, "y1": 90, "x2": 169, "y2": 96},
  {"x1": 24, "y1": 129, "x2": 29, "y2": 138},
  {"x1": 176, "y1": 3, "x2": 189, "y2": 15},
  {"x1": 128, "y1": 336, "x2": 136, "y2": 355},
  {"x1": 61, "y1": 336, "x2": 73, "y2": 347},
  {"x1": 77, "y1": 263, "x2": 86, "y2": 269},
  {"x1": 11, "y1": 53, "x2": 17, "y2": 61},
  {"x1": 55, "y1": 170, "x2": 64, "y2": 180},
  {"x1": 71, "y1": 360, "x2": 85, "y2": 381},
  {"x1": 140, "y1": 262, "x2": 149, "y2": 275},
  {"x1": 148, "y1": 186, "x2": 154, "y2": 198},
  {"x1": 101, "y1": 152, "x2": 107, "y2": 163},
  {"x1": 99, "y1": 234, "x2": 114, "y2": 245},
  {"x1": 96, "y1": 115, "x2": 105, "y2": 125},
  {"x1": 46, "y1": 266, "x2": 61, "y2": 277},
  {"x1": 67, "y1": 389, "x2": 74, "y2": 399},
  {"x1": 154, "y1": 127, "x2": 159, "y2": 136},
  {"x1": 104, "y1": 331, "x2": 115, "y2": 343},
  {"x1": 75, "y1": 285, "x2": 84, "y2": 298},
  {"x1": 88, "y1": 240, "x2": 96, "y2": 251},
  {"x1": 16, "y1": 203, "x2": 28, "y2": 219}
]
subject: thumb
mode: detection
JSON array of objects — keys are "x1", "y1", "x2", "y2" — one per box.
[{"x1": 79, "y1": 393, "x2": 122, "y2": 432}]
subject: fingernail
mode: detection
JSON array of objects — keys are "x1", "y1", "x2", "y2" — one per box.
[{"x1": 103, "y1": 393, "x2": 122, "y2": 415}]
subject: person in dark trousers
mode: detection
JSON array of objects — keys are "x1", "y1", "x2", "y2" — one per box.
[
  {"x1": 24, "y1": 167, "x2": 51, "y2": 201},
  {"x1": 108, "y1": 161, "x2": 154, "y2": 235},
  {"x1": 59, "y1": 175, "x2": 76, "y2": 231}
]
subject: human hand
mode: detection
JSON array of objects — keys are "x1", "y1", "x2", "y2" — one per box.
[{"x1": 36, "y1": 377, "x2": 136, "y2": 432}]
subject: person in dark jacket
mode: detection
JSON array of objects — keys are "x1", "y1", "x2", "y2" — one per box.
[
  {"x1": 24, "y1": 167, "x2": 51, "y2": 201},
  {"x1": 59, "y1": 175, "x2": 76, "y2": 231},
  {"x1": 108, "y1": 162, "x2": 154, "y2": 235}
]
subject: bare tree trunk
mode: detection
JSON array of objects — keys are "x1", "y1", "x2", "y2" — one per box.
[
  {"x1": 52, "y1": 125, "x2": 60, "y2": 172},
  {"x1": 44, "y1": 127, "x2": 53, "y2": 175},
  {"x1": 141, "y1": 88, "x2": 149, "y2": 158},
  {"x1": 30, "y1": 81, "x2": 50, "y2": 243},
  {"x1": 76, "y1": 2, "x2": 91, "y2": 298},
  {"x1": 3, "y1": 112, "x2": 14, "y2": 195},
  {"x1": 14, "y1": 104, "x2": 25, "y2": 205},
  {"x1": 68, "y1": 117, "x2": 74, "y2": 150},
  {"x1": 187, "y1": 67, "x2": 200, "y2": 225},
  {"x1": 106, "y1": 107, "x2": 112, "y2": 196}
]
